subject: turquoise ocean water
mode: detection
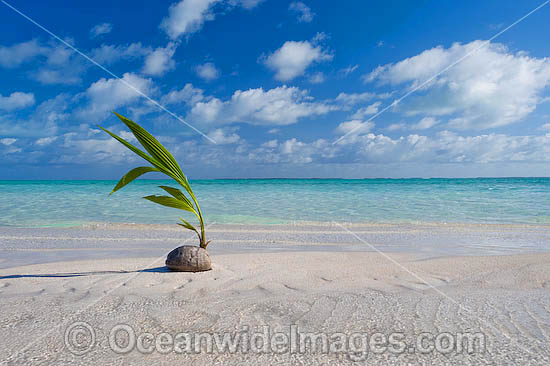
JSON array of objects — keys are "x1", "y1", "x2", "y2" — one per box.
[{"x1": 0, "y1": 178, "x2": 549, "y2": 228}]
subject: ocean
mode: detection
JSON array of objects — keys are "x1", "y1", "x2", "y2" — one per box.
[{"x1": 1, "y1": 178, "x2": 549, "y2": 228}]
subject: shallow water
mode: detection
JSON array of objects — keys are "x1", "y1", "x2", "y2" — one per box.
[{"x1": 1, "y1": 178, "x2": 549, "y2": 227}]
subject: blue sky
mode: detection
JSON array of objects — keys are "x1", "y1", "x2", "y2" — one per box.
[{"x1": 1, "y1": 0, "x2": 550, "y2": 179}]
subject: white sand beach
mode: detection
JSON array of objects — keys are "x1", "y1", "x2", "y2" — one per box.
[{"x1": 1, "y1": 223, "x2": 550, "y2": 365}]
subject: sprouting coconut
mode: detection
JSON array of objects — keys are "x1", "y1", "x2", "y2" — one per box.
[{"x1": 99, "y1": 112, "x2": 211, "y2": 272}]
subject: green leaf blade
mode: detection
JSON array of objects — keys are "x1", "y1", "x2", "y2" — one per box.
[
  {"x1": 178, "y1": 217, "x2": 197, "y2": 231},
  {"x1": 159, "y1": 186, "x2": 193, "y2": 207},
  {"x1": 111, "y1": 166, "x2": 160, "y2": 195},
  {"x1": 143, "y1": 195, "x2": 196, "y2": 213}
]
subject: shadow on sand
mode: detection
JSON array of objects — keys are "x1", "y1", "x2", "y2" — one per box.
[{"x1": 0, "y1": 266, "x2": 172, "y2": 279}]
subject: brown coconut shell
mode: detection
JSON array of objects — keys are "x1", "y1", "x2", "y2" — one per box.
[{"x1": 166, "y1": 245, "x2": 212, "y2": 272}]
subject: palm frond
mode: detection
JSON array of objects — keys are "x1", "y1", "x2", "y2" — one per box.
[{"x1": 113, "y1": 112, "x2": 193, "y2": 195}]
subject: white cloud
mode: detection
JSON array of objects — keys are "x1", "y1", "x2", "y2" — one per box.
[
  {"x1": 308, "y1": 72, "x2": 325, "y2": 84},
  {"x1": 249, "y1": 137, "x2": 337, "y2": 164},
  {"x1": 289, "y1": 2, "x2": 314, "y2": 22},
  {"x1": 0, "y1": 94, "x2": 66, "y2": 138},
  {"x1": 90, "y1": 43, "x2": 151, "y2": 64},
  {"x1": 335, "y1": 92, "x2": 390, "y2": 106},
  {"x1": 188, "y1": 85, "x2": 336, "y2": 126},
  {"x1": 539, "y1": 123, "x2": 550, "y2": 131},
  {"x1": 263, "y1": 40, "x2": 332, "y2": 81},
  {"x1": 0, "y1": 138, "x2": 20, "y2": 154},
  {"x1": 35, "y1": 44, "x2": 85, "y2": 85},
  {"x1": 335, "y1": 120, "x2": 375, "y2": 135},
  {"x1": 0, "y1": 41, "x2": 87, "y2": 84},
  {"x1": 142, "y1": 43, "x2": 177, "y2": 76},
  {"x1": 161, "y1": 0, "x2": 220, "y2": 40},
  {"x1": 195, "y1": 62, "x2": 220, "y2": 81},
  {"x1": 35, "y1": 136, "x2": 58, "y2": 146},
  {"x1": 0, "y1": 138, "x2": 17, "y2": 146},
  {"x1": 339, "y1": 64, "x2": 358, "y2": 77},
  {"x1": 0, "y1": 39, "x2": 46, "y2": 68},
  {"x1": 206, "y1": 128, "x2": 240, "y2": 144},
  {"x1": 34, "y1": 69, "x2": 83, "y2": 85},
  {"x1": 335, "y1": 92, "x2": 376, "y2": 106},
  {"x1": 78, "y1": 73, "x2": 154, "y2": 119},
  {"x1": 0, "y1": 40, "x2": 149, "y2": 84},
  {"x1": 162, "y1": 83, "x2": 205, "y2": 105},
  {"x1": 228, "y1": 0, "x2": 264, "y2": 9},
  {"x1": 262, "y1": 139, "x2": 278, "y2": 147},
  {"x1": 0, "y1": 92, "x2": 35, "y2": 111},
  {"x1": 386, "y1": 123, "x2": 405, "y2": 131},
  {"x1": 251, "y1": 130, "x2": 550, "y2": 166},
  {"x1": 364, "y1": 41, "x2": 550, "y2": 129},
  {"x1": 55, "y1": 131, "x2": 141, "y2": 164},
  {"x1": 90, "y1": 23, "x2": 113, "y2": 38},
  {"x1": 411, "y1": 117, "x2": 439, "y2": 130},
  {"x1": 385, "y1": 117, "x2": 439, "y2": 131},
  {"x1": 351, "y1": 101, "x2": 382, "y2": 119}
]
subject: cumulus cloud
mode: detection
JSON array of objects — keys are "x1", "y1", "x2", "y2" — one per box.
[
  {"x1": 0, "y1": 138, "x2": 20, "y2": 155},
  {"x1": 78, "y1": 73, "x2": 154, "y2": 119},
  {"x1": 36, "y1": 44, "x2": 85, "y2": 85},
  {"x1": 386, "y1": 123, "x2": 405, "y2": 131},
  {"x1": 33, "y1": 68, "x2": 82, "y2": 85},
  {"x1": 0, "y1": 138, "x2": 16, "y2": 146},
  {"x1": 195, "y1": 62, "x2": 220, "y2": 81},
  {"x1": 250, "y1": 129, "x2": 550, "y2": 167},
  {"x1": 335, "y1": 120, "x2": 375, "y2": 135},
  {"x1": 308, "y1": 72, "x2": 325, "y2": 84},
  {"x1": 160, "y1": 0, "x2": 264, "y2": 40},
  {"x1": 90, "y1": 23, "x2": 113, "y2": 38},
  {"x1": 364, "y1": 41, "x2": 550, "y2": 129},
  {"x1": 289, "y1": 2, "x2": 314, "y2": 22},
  {"x1": 188, "y1": 85, "x2": 336, "y2": 126},
  {"x1": 0, "y1": 39, "x2": 153, "y2": 84},
  {"x1": 35, "y1": 136, "x2": 58, "y2": 146},
  {"x1": 228, "y1": 0, "x2": 264, "y2": 9},
  {"x1": 161, "y1": 83, "x2": 205, "y2": 105},
  {"x1": 263, "y1": 40, "x2": 332, "y2": 81},
  {"x1": 335, "y1": 92, "x2": 390, "y2": 106},
  {"x1": 351, "y1": 102, "x2": 382, "y2": 119},
  {"x1": 411, "y1": 117, "x2": 439, "y2": 130},
  {"x1": 0, "y1": 40, "x2": 89, "y2": 84},
  {"x1": 0, "y1": 40, "x2": 84, "y2": 84},
  {"x1": 161, "y1": 0, "x2": 220, "y2": 39},
  {"x1": 0, "y1": 92, "x2": 35, "y2": 111},
  {"x1": 0, "y1": 94, "x2": 66, "y2": 138},
  {"x1": 142, "y1": 43, "x2": 177, "y2": 76},
  {"x1": 55, "y1": 131, "x2": 143, "y2": 164},
  {"x1": 206, "y1": 128, "x2": 240, "y2": 144},
  {"x1": 90, "y1": 43, "x2": 151, "y2": 64},
  {"x1": 0, "y1": 39, "x2": 46, "y2": 68}
]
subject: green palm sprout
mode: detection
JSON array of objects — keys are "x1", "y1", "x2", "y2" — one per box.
[{"x1": 99, "y1": 112, "x2": 209, "y2": 248}]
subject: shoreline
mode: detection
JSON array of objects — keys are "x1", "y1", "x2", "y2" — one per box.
[
  {"x1": 3, "y1": 219, "x2": 550, "y2": 230},
  {"x1": 1, "y1": 222, "x2": 550, "y2": 270}
]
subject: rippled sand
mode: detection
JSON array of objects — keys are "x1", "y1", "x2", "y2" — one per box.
[{"x1": 1, "y1": 224, "x2": 550, "y2": 365}]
